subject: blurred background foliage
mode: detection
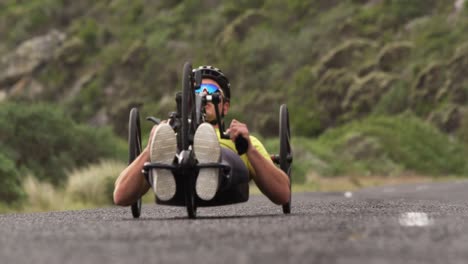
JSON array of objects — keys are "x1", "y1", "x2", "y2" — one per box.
[{"x1": 1, "y1": 0, "x2": 468, "y2": 211}]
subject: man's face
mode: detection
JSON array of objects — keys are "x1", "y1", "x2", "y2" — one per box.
[{"x1": 198, "y1": 78, "x2": 229, "y2": 123}]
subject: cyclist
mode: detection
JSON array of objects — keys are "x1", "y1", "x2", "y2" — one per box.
[{"x1": 113, "y1": 66, "x2": 290, "y2": 206}]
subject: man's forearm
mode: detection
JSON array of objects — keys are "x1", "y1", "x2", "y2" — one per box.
[
  {"x1": 113, "y1": 148, "x2": 151, "y2": 206},
  {"x1": 247, "y1": 147, "x2": 290, "y2": 205}
]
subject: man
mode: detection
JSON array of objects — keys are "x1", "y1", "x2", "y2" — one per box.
[{"x1": 113, "y1": 65, "x2": 290, "y2": 207}]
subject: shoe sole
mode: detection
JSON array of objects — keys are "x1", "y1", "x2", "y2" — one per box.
[
  {"x1": 194, "y1": 123, "x2": 221, "y2": 201},
  {"x1": 149, "y1": 124, "x2": 177, "y2": 201}
]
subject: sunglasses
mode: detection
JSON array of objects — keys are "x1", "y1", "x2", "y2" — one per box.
[{"x1": 195, "y1": 83, "x2": 223, "y2": 95}]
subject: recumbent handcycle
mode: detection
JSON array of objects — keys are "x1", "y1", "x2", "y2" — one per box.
[{"x1": 127, "y1": 62, "x2": 293, "y2": 219}]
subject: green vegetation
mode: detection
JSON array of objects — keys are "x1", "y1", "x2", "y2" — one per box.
[
  {"x1": 21, "y1": 160, "x2": 126, "y2": 212},
  {"x1": 0, "y1": 152, "x2": 25, "y2": 204},
  {"x1": 0, "y1": 102, "x2": 126, "y2": 206},
  {"x1": 2, "y1": 0, "x2": 468, "y2": 137},
  {"x1": 2, "y1": 1, "x2": 468, "y2": 212},
  {"x1": 265, "y1": 113, "x2": 468, "y2": 186},
  {"x1": 312, "y1": 114, "x2": 468, "y2": 176}
]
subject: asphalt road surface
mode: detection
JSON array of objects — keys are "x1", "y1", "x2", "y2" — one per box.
[{"x1": 2, "y1": 181, "x2": 468, "y2": 264}]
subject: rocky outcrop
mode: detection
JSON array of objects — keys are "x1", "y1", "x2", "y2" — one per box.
[
  {"x1": 411, "y1": 62, "x2": 448, "y2": 105},
  {"x1": 317, "y1": 39, "x2": 377, "y2": 76},
  {"x1": 343, "y1": 72, "x2": 398, "y2": 118},
  {"x1": 314, "y1": 69, "x2": 356, "y2": 126},
  {"x1": 444, "y1": 42, "x2": 468, "y2": 104},
  {"x1": 8, "y1": 77, "x2": 44, "y2": 99},
  {"x1": 0, "y1": 30, "x2": 66, "y2": 87},
  {"x1": 218, "y1": 9, "x2": 267, "y2": 46},
  {"x1": 454, "y1": 0, "x2": 466, "y2": 13},
  {"x1": 377, "y1": 42, "x2": 414, "y2": 73},
  {"x1": 54, "y1": 37, "x2": 86, "y2": 65},
  {"x1": 427, "y1": 104, "x2": 461, "y2": 133}
]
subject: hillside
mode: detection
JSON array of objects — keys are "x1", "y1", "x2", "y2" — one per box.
[
  {"x1": 2, "y1": 0, "x2": 468, "y2": 208},
  {"x1": 1, "y1": 0, "x2": 467, "y2": 136}
]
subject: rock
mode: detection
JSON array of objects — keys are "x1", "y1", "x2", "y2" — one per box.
[
  {"x1": 343, "y1": 72, "x2": 398, "y2": 118},
  {"x1": 454, "y1": 0, "x2": 466, "y2": 13},
  {"x1": 411, "y1": 62, "x2": 448, "y2": 105},
  {"x1": 8, "y1": 77, "x2": 44, "y2": 100},
  {"x1": 445, "y1": 42, "x2": 468, "y2": 104},
  {"x1": 427, "y1": 104, "x2": 461, "y2": 133},
  {"x1": 448, "y1": 0, "x2": 466, "y2": 21},
  {"x1": 366, "y1": 0, "x2": 384, "y2": 6},
  {"x1": 0, "y1": 30, "x2": 66, "y2": 86},
  {"x1": 314, "y1": 69, "x2": 356, "y2": 127},
  {"x1": 455, "y1": 106, "x2": 468, "y2": 144},
  {"x1": 54, "y1": 37, "x2": 86, "y2": 65},
  {"x1": 0, "y1": 91, "x2": 6, "y2": 102},
  {"x1": 358, "y1": 62, "x2": 378, "y2": 77},
  {"x1": 404, "y1": 16, "x2": 431, "y2": 33},
  {"x1": 377, "y1": 42, "x2": 414, "y2": 73},
  {"x1": 120, "y1": 40, "x2": 148, "y2": 67},
  {"x1": 317, "y1": 39, "x2": 377, "y2": 76},
  {"x1": 64, "y1": 70, "x2": 97, "y2": 102},
  {"x1": 218, "y1": 9, "x2": 267, "y2": 46}
]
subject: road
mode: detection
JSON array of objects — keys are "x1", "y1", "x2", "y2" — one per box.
[{"x1": 1, "y1": 181, "x2": 468, "y2": 264}]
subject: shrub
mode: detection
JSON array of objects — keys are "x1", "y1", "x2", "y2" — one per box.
[
  {"x1": 0, "y1": 102, "x2": 125, "y2": 186},
  {"x1": 312, "y1": 113, "x2": 468, "y2": 176},
  {"x1": 0, "y1": 151, "x2": 25, "y2": 204},
  {"x1": 65, "y1": 160, "x2": 126, "y2": 205},
  {"x1": 22, "y1": 175, "x2": 63, "y2": 212}
]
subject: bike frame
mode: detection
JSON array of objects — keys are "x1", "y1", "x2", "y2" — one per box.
[
  {"x1": 142, "y1": 62, "x2": 244, "y2": 218},
  {"x1": 132, "y1": 62, "x2": 292, "y2": 218}
]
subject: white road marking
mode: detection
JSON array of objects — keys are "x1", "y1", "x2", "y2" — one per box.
[
  {"x1": 344, "y1": 191, "x2": 352, "y2": 198},
  {"x1": 399, "y1": 212, "x2": 432, "y2": 227},
  {"x1": 416, "y1": 185, "x2": 429, "y2": 191}
]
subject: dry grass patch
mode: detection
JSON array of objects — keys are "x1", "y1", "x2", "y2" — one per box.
[{"x1": 250, "y1": 173, "x2": 457, "y2": 195}]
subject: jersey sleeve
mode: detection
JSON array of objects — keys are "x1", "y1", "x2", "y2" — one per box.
[{"x1": 245, "y1": 136, "x2": 272, "y2": 177}]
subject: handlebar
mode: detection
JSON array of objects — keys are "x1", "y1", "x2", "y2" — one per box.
[
  {"x1": 147, "y1": 93, "x2": 249, "y2": 156},
  {"x1": 221, "y1": 131, "x2": 249, "y2": 156},
  {"x1": 205, "y1": 94, "x2": 249, "y2": 155}
]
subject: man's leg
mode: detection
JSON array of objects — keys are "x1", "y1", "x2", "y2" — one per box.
[
  {"x1": 193, "y1": 123, "x2": 222, "y2": 200},
  {"x1": 215, "y1": 147, "x2": 250, "y2": 203},
  {"x1": 219, "y1": 147, "x2": 249, "y2": 188},
  {"x1": 194, "y1": 123, "x2": 250, "y2": 202},
  {"x1": 149, "y1": 123, "x2": 177, "y2": 201}
]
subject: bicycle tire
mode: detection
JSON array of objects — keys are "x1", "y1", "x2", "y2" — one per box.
[
  {"x1": 181, "y1": 62, "x2": 197, "y2": 219},
  {"x1": 128, "y1": 107, "x2": 142, "y2": 218},
  {"x1": 279, "y1": 104, "x2": 292, "y2": 214}
]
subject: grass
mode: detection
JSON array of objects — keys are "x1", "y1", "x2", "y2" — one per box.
[
  {"x1": 250, "y1": 173, "x2": 461, "y2": 195},
  {"x1": 3, "y1": 112, "x2": 468, "y2": 214},
  {"x1": 22, "y1": 175, "x2": 67, "y2": 212},
  {"x1": 65, "y1": 160, "x2": 126, "y2": 205},
  {"x1": 15, "y1": 160, "x2": 126, "y2": 213},
  {"x1": 307, "y1": 114, "x2": 468, "y2": 177},
  {"x1": 19, "y1": 172, "x2": 455, "y2": 213}
]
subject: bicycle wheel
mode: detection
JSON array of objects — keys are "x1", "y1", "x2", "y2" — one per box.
[
  {"x1": 181, "y1": 62, "x2": 197, "y2": 219},
  {"x1": 279, "y1": 104, "x2": 292, "y2": 214},
  {"x1": 128, "y1": 107, "x2": 142, "y2": 218}
]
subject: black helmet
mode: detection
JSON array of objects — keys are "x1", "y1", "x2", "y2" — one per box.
[{"x1": 193, "y1": 65, "x2": 231, "y2": 101}]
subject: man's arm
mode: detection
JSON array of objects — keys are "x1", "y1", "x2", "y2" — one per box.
[
  {"x1": 113, "y1": 125, "x2": 158, "y2": 206},
  {"x1": 113, "y1": 148, "x2": 151, "y2": 206},
  {"x1": 246, "y1": 145, "x2": 290, "y2": 205},
  {"x1": 228, "y1": 120, "x2": 290, "y2": 205}
]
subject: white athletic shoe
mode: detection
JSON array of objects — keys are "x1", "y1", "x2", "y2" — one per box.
[
  {"x1": 149, "y1": 123, "x2": 177, "y2": 201},
  {"x1": 193, "y1": 123, "x2": 221, "y2": 201}
]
